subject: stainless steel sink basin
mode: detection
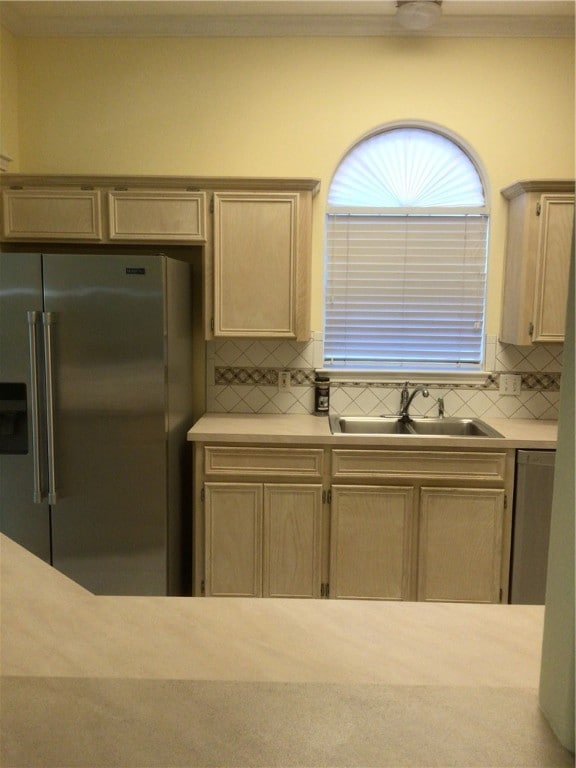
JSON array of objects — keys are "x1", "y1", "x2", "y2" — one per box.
[
  {"x1": 329, "y1": 416, "x2": 412, "y2": 435},
  {"x1": 329, "y1": 415, "x2": 503, "y2": 438},
  {"x1": 407, "y1": 418, "x2": 503, "y2": 437}
]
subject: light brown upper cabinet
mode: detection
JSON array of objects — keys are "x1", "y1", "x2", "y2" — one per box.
[
  {"x1": 108, "y1": 190, "x2": 206, "y2": 242},
  {"x1": 2, "y1": 182, "x2": 207, "y2": 244},
  {"x1": 2, "y1": 187, "x2": 103, "y2": 241},
  {"x1": 1, "y1": 175, "x2": 320, "y2": 341},
  {"x1": 210, "y1": 190, "x2": 313, "y2": 340},
  {"x1": 500, "y1": 180, "x2": 574, "y2": 345}
]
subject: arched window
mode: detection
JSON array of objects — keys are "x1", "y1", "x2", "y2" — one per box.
[{"x1": 324, "y1": 124, "x2": 489, "y2": 371}]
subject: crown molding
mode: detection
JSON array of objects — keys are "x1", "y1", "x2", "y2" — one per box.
[
  {"x1": 0, "y1": 1, "x2": 574, "y2": 38},
  {"x1": 501, "y1": 179, "x2": 576, "y2": 199},
  {"x1": 0, "y1": 173, "x2": 321, "y2": 195}
]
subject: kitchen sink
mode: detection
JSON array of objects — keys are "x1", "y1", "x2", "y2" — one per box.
[{"x1": 329, "y1": 415, "x2": 503, "y2": 438}]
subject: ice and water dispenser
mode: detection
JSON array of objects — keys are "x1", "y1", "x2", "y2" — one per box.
[{"x1": 0, "y1": 383, "x2": 28, "y2": 454}]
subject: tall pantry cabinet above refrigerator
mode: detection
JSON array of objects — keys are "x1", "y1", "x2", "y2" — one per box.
[{"x1": 0, "y1": 252, "x2": 195, "y2": 595}]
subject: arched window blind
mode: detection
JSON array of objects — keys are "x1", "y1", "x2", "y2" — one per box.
[{"x1": 324, "y1": 126, "x2": 489, "y2": 371}]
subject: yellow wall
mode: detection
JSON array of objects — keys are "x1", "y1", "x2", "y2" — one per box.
[
  {"x1": 0, "y1": 24, "x2": 19, "y2": 168},
  {"x1": 3, "y1": 34, "x2": 575, "y2": 332}
]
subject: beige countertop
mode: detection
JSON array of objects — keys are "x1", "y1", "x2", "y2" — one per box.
[
  {"x1": 2, "y1": 532, "x2": 573, "y2": 767},
  {"x1": 0, "y1": 534, "x2": 544, "y2": 685},
  {"x1": 187, "y1": 412, "x2": 558, "y2": 449}
]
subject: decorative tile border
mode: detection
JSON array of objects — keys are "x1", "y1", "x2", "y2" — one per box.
[
  {"x1": 214, "y1": 367, "x2": 560, "y2": 391},
  {"x1": 215, "y1": 367, "x2": 315, "y2": 386},
  {"x1": 521, "y1": 373, "x2": 561, "y2": 390},
  {"x1": 215, "y1": 367, "x2": 278, "y2": 386}
]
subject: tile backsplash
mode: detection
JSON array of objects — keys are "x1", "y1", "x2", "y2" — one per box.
[{"x1": 206, "y1": 334, "x2": 561, "y2": 420}]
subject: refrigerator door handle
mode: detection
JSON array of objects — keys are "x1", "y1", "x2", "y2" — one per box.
[
  {"x1": 27, "y1": 311, "x2": 44, "y2": 503},
  {"x1": 43, "y1": 312, "x2": 58, "y2": 505}
]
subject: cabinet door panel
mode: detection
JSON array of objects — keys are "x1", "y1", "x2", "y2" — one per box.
[
  {"x1": 108, "y1": 191, "x2": 206, "y2": 241},
  {"x1": 3, "y1": 189, "x2": 102, "y2": 241},
  {"x1": 205, "y1": 483, "x2": 262, "y2": 597},
  {"x1": 213, "y1": 192, "x2": 299, "y2": 337},
  {"x1": 263, "y1": 484, "x2": 322, "y2": 598},
  {"x1": 332, "y1": 450, "x2": 506, "y2": 481},
  {"x1": 330, "y1": 485, "x2": 414, "y2": 600},
  {"x1": 533, "y1": 195, "x2": 574, "y2": 342},
  {"x1": 418, "y1": 488, "x2": 504, "y2": 603},
  {"x1": 205, "y1": 446, "x2": 324, "y2": 478}
]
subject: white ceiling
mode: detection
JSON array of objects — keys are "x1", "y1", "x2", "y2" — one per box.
[{"x1": 0, "y1": 0, "x2": 574, "y2": 38}]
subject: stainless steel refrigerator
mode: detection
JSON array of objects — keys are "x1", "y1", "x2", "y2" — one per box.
[{"x1": 0, "y1": 252, "x2": 194, "y2": 595}]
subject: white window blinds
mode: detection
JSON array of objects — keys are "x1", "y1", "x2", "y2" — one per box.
[
  {"x1": 324, "y1": 212, "x2": 489, "y2": 370},
  {"x1": 324, "y1": 125, "x2": 489, "y2": 371}
]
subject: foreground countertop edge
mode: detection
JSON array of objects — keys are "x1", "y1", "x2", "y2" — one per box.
[
  {"x1": 1, "y1": 533, "x2": 546, "y2": 688},
  {"x1": 187, "y1": 413, "x2": 558, "y2": 449},
  {"x1": 3, "y1": 531, "x2": 572, "y2": 768}
]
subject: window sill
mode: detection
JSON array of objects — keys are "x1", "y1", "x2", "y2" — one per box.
[{"x1": 316, "y1": 369, "x2": 495, "y2": 386}]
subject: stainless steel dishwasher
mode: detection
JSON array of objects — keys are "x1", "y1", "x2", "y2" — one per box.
[{"x1": 510, "y1": 449, "x2": 556, "y2": 604}]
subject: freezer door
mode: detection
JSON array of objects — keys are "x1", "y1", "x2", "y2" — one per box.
[
  {"x1": 42, "y1": 253, "x2": 169, "y2": 594},
  {"x1": 0, "y1": 253, "x2": 51, "y2": 561}
]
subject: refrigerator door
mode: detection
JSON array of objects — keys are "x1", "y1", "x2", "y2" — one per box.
[
  {"x1": 42, "y1": 253, "x2": 168, "y2": 594},
  {"x1": 0, "y1": 253, "x2": 51, "y2": 561}
]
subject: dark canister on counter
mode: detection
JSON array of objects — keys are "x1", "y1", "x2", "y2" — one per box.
[{"x1": 314, "y1": 375, "x2": 330, "y2": 416}]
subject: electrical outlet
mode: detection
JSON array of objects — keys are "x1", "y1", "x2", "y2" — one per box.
[
  {"x1": 278, "y1": 371, "x2": 291, "y2": 391},
  {"x1": 499, "y1": 373, "x2": 522, "y2": 396}
]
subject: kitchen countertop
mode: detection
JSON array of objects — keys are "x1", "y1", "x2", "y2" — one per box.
[
  {"x1": 1, "y1": 532, "x2": 573, "y2": 767},
  {"x1": 187, "y1": 412, "x2": 558, "y2": 449}
]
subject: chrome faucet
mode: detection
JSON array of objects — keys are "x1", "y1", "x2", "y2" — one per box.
[{"x1": 399, "y1": 382, "x2": 429, "y2": 422}]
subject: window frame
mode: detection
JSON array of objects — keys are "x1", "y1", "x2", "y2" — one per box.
[{"x1": 323, "y1": 121, "x2": 491, "y2": 376}]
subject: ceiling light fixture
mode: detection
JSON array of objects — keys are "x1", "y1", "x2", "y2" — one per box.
[{"x1": 396, "y1": 1, "x2": 442, "y2": 31}]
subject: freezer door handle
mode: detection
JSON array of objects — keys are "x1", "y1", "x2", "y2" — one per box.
[
  {"x1": 27, "y1": 311, "x2": 44, "y2": 503},
  {"x1": 43, "y1": 312, "x2": 58, "y2": 505}
]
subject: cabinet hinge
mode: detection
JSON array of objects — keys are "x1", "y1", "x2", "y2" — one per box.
[
  {"x1": 200, "y1": 487, "x2": 205, "y2": 502},
  {"x1": 210, "y1": 317, "x2": 215, "y2": 332},
  {"x1": 321, "y1": 582, "x2": 330, "y2": 598},
  {"x1": 536, "y1": 201, "x2": 542, "y2": 216},
  {"x1": 210, "y1": 194, "x2": 215, "y2": 214},
  {"x1": 499, "y1": 587, "x2": 503, "y2": 602},
  {"x1": 201, "y1": 579, "x2": 206, "y2": 595},
  {"x1": 504, "y1": 494, "x2": 507, "y2": 510},
  {"x1": 322, "y1": 489, "x2": 332, "y2": 504},
  {"x1": 528, "y1": 322, "x2": 534, "y2": 337}
]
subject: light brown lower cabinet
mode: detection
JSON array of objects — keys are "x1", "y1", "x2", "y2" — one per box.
[
  {"x1": 204, "y1": 482, "x2": 322, "y2": 598},
  {"x1": 195, "y1": 445, "x2": 513, "y2": 603},
  {"x1": 329, "y1": 485, "x2": 505, "y2": 603}
]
